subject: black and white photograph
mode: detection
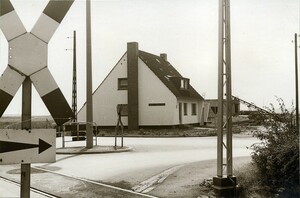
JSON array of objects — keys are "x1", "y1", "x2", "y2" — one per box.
[{"x1": 0, "y1": 0, "x2": 299, "y2": 197}]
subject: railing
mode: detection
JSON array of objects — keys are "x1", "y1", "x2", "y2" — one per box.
[{"x1": 58, "y1": 122, "x2": 98, "y2": 148}]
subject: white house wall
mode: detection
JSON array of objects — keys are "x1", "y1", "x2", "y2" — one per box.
[
  {"x1": 77, "y1": 53, "x2": 128, "y2": 126},
  {"x1": 176, "y1": 99, "x2": 203, "y2": 125},
  {"x1": 77, "y1": 52, "x2": 204, "y2": 127},
  {"x1": 138, "y1": 59, "x2": 177, "y2": 126}
]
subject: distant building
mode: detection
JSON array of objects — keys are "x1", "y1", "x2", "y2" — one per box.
[
  {"x1": 77, "y1": 42, "x2": 205, "y2": 129},
  {"x1": 204, "y1": 99, "x2": 240, "y2": 124}
]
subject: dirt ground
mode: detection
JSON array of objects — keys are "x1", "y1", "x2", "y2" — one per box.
[{"x1": 148, "y1": 156, "x2": 252, "y2": 198}]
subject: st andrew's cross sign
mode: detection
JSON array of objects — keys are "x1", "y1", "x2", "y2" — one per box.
[{"x1": 0, "y1": 0, "x2": 75, "y2": 125}]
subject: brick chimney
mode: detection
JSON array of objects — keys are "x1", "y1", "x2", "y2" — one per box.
[
  {"x1": 160, "y1": 53, "x2": 167, "y2": 61},
  {"x1": 127, "y1": 42, "x2": 139, "y2": 130}
]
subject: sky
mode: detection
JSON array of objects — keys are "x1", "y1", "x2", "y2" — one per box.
[{"x1": 0, "y1": 0, "x2": 299, "y2": 116}]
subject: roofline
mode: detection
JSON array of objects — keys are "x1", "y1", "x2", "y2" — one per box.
[{"x1": 77, "y1": 52, "x2": 127, "y2": 115}]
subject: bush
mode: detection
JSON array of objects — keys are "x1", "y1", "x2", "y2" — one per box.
[
  {"x1": 251, "y1": 98, "x2": 299, "y2": 196},
  {"x1": 248, "y1": 111, "x2": 268, "y2": 125},
  {"x1": 236, "y1": 163, "x2": 275, "y2": 198}
]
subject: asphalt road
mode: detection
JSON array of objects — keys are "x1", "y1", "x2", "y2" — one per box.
[
  {"x1": 52, "y1": 135, "x2": 257, "y2": 184},
  {"x1": 0, "y1": 135, "x2": 258, "y2": 197}
]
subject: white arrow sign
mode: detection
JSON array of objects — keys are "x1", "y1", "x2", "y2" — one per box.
[{"x1": 0, "y1": 129, "x2": 56, "y2": 165}]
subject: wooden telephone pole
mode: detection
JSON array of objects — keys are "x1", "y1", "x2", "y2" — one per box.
[
  {"x1": 86, "y1": 0, "x2": 94, "y2": 148},
  {"x1": 294, "y1": 33, "x2": 299, "y2": 132},
  {"x1": 72, "y1": 30, "x2": 77, "y2": 124}
]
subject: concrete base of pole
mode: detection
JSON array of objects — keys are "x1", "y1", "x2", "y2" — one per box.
[{"x1": 213, "y1": 176, "x2": 237, "y2": 197}]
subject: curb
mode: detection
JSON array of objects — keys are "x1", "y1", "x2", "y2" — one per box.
[{"x1": 56, "y1": 146, "x2": 132, "y2": 154}]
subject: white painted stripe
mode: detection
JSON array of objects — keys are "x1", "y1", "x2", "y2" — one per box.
[
  {"x1": 132, "y1": 165, "x2": 184, "y2": 193},
  {"x1": 30, "y1": 67, "x2": 58, "y2": 97},
  {"x1": 33, "y1": 166, "x2": 158, "y2": 198},
  {"x1": 31, "y1": 13, "x2": 59, "y2": 43},
  {"x1": 0, "y1": 67, "x2": 25, "y2": 96},
  {"x1": 0, "y1": 11, "x2": 26, "y2": 41}
]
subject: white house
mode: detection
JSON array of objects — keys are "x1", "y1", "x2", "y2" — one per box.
[{"x1": 77, "y1": 42, "x2": 205, "y2": 130}]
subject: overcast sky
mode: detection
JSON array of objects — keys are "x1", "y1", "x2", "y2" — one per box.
[{"x1": 0, "y1": 0, "x2": 299, "y2": 116}]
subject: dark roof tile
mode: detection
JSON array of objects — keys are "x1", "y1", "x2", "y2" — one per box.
[{"x1": 139, "y1": 50, "x2": 203, "y2": 100}]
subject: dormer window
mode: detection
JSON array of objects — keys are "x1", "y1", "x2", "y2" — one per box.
[{"x1": 180, "y1": 78, "x2": 189, "y2": 90}]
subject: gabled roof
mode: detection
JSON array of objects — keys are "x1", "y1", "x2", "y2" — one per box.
[{"x1": 139, "y1": 50, "x2": 204, "y2": 100}]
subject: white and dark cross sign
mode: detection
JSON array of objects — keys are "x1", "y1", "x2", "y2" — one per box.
[{"x1": 0, "y1": 0, "x2": 74, "y2": 125}]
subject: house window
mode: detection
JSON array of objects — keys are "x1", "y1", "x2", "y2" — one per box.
[
  {"x1": 180, "y1": 79, "x2": 189, "y2": 89},
  {"x1": 118, "y1": 78, "x2": 128, "y2": 90},
  {"x1": 192, "y1": 103, "x2": 197, "y2": 115},
  {"x1": 149, "y1": 103, "x2": 166, "y2": 106},
  {"x1": 183, "y1": 103, "x2": 187, "y2": 115}
]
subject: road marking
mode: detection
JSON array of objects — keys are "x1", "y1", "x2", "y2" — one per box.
[
  {"x1": 33, "y1": 166, "x2": 158, "y2": 198},
  {"x1": 132, "y1": 165, "x2": 184, "y2": 193}
]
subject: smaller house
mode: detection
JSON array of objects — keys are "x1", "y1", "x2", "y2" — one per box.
[
  {"x1": 204, "y1": 99, "x2": 240, "y2": 124},
  {"x1": 77, "y1": 42, "x2": 205, "y2": 129}
]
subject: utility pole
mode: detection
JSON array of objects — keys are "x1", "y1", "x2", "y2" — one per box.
[
  {"x1": 213, "y1": 0, "x2": 236, "y2": 197},
  {"x1": 86, "y1": 0, "x2": 93, "y2": 148},
  {"x1": 72, "y1": 30, "x2": 77, "y2": 123},
  {"x1": 295, "y1": 33, "x2": 299, "y2": 132}
]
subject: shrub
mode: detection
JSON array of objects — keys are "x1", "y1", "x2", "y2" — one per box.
[
  {"x1": 251, "y1": 98, "x2": 299, "y2": 196},
  {"x1": 248, "y1": 111, "x2": 268, "y2": 125},
  {"x1": 236, "y1": 163, "x2": 274, "y2": 198}
]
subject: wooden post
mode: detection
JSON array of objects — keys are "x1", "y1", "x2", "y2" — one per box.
[
  {"x1": 72, "y1": 30, "x2": 77, "y2": 123},
  {"x1": 21, "y1": 77, "x2": 31, "y2": 198},
  {"x1": 86, "y1": 0, "x2": 93, "y2": 148},
  {"x1": 22, "y1": 77, "x2": 31, "y2": 130},
  {"x1": 121, "y1": 123, "x2": 124, "y2": 148},
  {"x1": 20, "y1": 163, "x2": 30, "y2": 198},
  {"x1": 295, "y1": 33, "x2": 299, "y2": 132}
]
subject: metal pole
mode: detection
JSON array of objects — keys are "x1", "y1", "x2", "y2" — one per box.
[
  {"x1": 214, "y1": 1, "x2": 236, "y2": 196},
  {"x1": 225, "y1": 0, "x2": 233, "y2": 177},
  {"x1": 217, "y1": 0, "x2": 224, "y2": 177},
  {"x1": 295, "y1": 33, "x2": 299, "y2": 132},
  {"x1": 21, "y1": 77, "x2": 31, "y2": 198},
  {"x1": 86, "y1": 0, "x2": 93, "y2": 148}
]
